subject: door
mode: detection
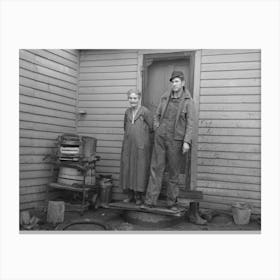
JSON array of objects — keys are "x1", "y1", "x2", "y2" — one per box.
[{"x1": 142, "y1": 52, "x2": 194, "y2": 190}]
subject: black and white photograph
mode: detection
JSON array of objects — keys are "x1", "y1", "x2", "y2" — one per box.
[
  {"x1": 19, "y1": 49, "x2": 261, "y2": 232},
  {"x1": 1, "y1": 1, "x2": 280, "y2": 280}
]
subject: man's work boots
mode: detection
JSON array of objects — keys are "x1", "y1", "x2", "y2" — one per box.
[
  {"x1": 134, "y1": 192, "x2": 143, "y2": 206},
  {"x1": 188, "y1": 202, "x2": 207, "y2": 225},
  {"x1": 167, "y1": 204, "x2": 179, "y2": 211}
]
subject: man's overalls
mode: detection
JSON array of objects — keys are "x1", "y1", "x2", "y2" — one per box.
[{"x1": 145, "y1": 92, "x2": 184, "y2": 207}]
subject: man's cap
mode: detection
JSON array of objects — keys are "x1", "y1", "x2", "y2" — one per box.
[{"x1": 169, "y1": 70, "x2": 185, "y2": 82}]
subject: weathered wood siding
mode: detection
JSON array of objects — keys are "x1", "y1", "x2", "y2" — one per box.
[
  {"x1": 77, "y1": 50, "x2": 138, "y2": 200},
  {"x1": 197, "y1": 49, "x2": 261, "y2": 214},
  {"x1": 19, "y1": 49, "x2": 79, "y2": 210},
  {"x1": 77, "y1": 49, "x2": 261, "y2": 212}
]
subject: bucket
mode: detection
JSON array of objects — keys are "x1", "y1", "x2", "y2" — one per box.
[
  {"x1": 57, "y1": 167, "x2": 84, "y2": 186},
  {"x1": 232, "y1": 202, "x2": 252, "y2": 225},
  {"x1": 47, "y1": 201, "x2": 65, "y2": 224},
  {"x1": 82, "y1": 136, "x2": 97, "y2": 159}
]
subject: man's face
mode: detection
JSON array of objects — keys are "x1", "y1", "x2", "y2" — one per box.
[{"x1": 171, "y1": 77, "x2": 185, "y2": 93}]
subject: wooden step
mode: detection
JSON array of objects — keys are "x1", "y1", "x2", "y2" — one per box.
[{"x1": 107, "y1": 201, "x2": 187, "y2": 217}]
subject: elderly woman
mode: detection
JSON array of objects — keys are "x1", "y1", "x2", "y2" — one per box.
[{"x1": 120, "y1": 89, "x2": 153, "y2": 205}]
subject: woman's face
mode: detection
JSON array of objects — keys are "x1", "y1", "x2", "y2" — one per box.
[{"x1": 128, "y1": 93, "x2": 140, "y2": 108}]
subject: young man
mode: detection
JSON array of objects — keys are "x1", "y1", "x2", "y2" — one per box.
[{"x1": 143, "y1": 70, "x2": 194, "y2": 211}]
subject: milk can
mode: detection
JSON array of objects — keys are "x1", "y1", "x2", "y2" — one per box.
[{"x1": 99, "y1": 175, "x2": 113, "y2": 207}]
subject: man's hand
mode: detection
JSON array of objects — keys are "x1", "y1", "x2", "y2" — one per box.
[{"x1": 182, "y1": 142, "x2": 190, "y2": 154}]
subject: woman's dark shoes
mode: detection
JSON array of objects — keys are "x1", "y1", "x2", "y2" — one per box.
[
  {"x1": 123, "y1": 197, "x2": 134, "y2": 203},
  {"x1": 135, "y1": 199, "x2": 143, "y2": 206},
  {"x1": 134, "y1": 192, "x2": 143, "y2": 206},
  {"x1": 140, "y1": 202, "x2": 155, "y2": 209}
]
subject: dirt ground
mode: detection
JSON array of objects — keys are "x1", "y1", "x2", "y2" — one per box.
[{"x1": 22, "y1": 207, "x2": 261, "y2": 232}]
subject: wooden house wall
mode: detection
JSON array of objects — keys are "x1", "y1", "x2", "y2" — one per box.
[
  {"x1": 77, "y1": 50, "x2": 137, "y2": 200},
  {"x1": 197, "y1": 50, "x2": 261, "y2": 214},
  {"x1": 19, "y1": 49, "x2": 79, "y2": 210},
  {"x1": 77, "y1": 49, "x2": 261, "y2": 213},
  {"x1": 20, "y1": 49, "x2": 261, "y2": 213}
]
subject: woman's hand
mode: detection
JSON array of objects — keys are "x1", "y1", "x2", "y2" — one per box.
[{"x1": 182, "y1": 142, "x2": 190, "y2": 154}]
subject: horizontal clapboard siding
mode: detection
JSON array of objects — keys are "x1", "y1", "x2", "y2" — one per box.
[
  {"x1": 19, "y1": 49, "x2": 78, "y2": 210},
  {"x1": 77, "y1": 50, "x2": 138, "y2": 188},
  {"x1": 198, "y1": 49, "x2": 261, "y2": 214}
]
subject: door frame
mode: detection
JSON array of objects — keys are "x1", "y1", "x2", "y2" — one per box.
[{"x1": 136, "y1": 49, "x2": 201, "y2": 190}]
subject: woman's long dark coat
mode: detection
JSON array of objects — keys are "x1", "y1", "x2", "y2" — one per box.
[{"x1": 120, "y1": 106, "x2": 153, "y2": 192}]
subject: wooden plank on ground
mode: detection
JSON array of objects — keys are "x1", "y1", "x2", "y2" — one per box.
[{"x1": 108, "y1": 201, "x2": 187, "y2": 217}]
